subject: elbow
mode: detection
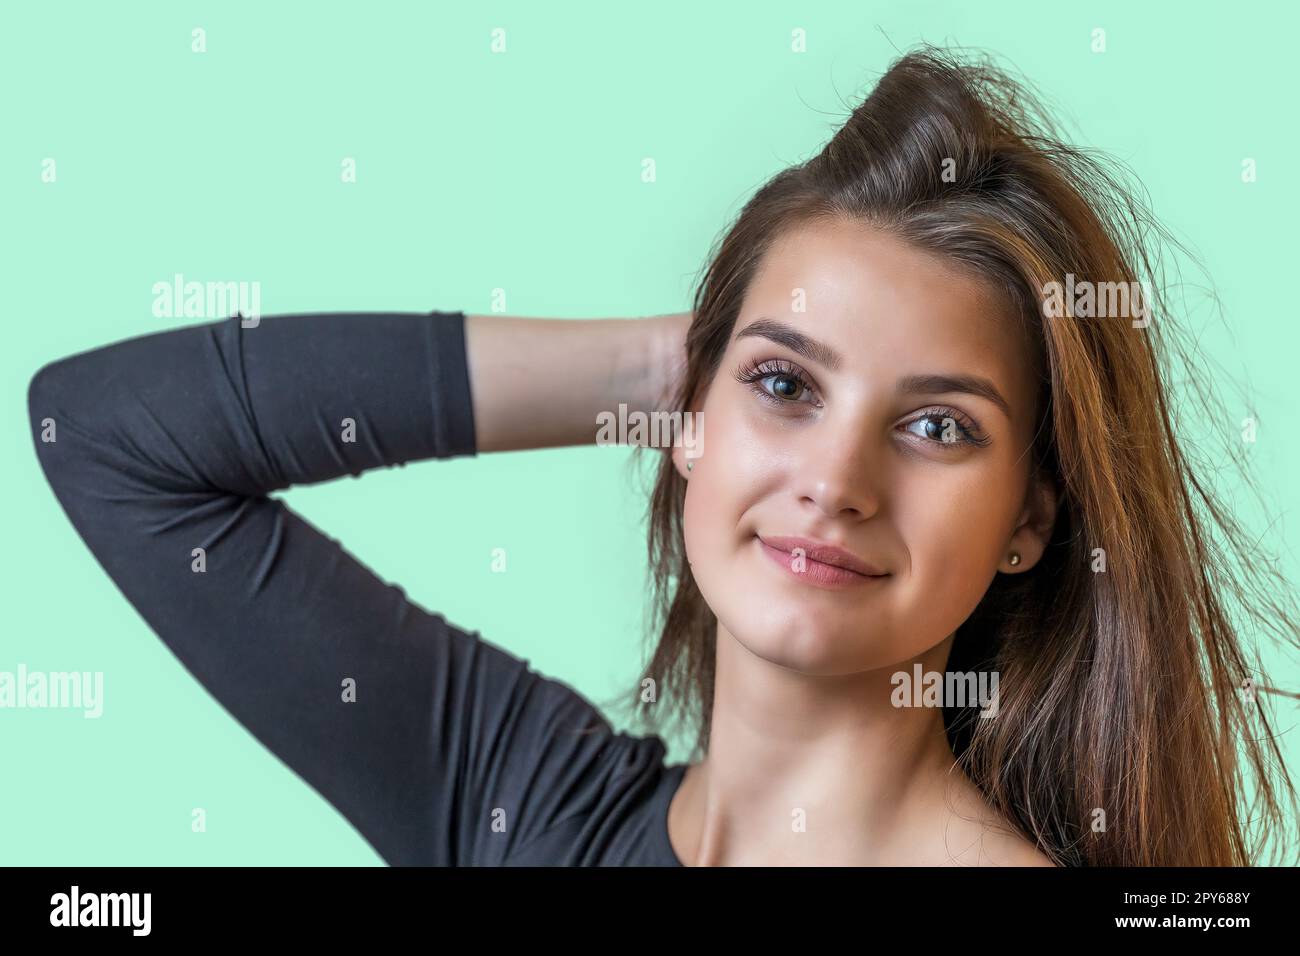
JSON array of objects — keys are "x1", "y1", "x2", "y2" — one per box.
[
  {"x1": 28, "y1": 354, "x2": 105, "y2": 494},
  {"x1": 28, "y1": 359, "x2": 67, "y2": 466}
]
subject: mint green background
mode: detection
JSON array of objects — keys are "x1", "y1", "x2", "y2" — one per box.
[{"x1": 3, "y1": 1, "x2": 1297, "y2": 865}]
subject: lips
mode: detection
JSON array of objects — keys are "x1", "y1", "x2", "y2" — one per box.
[{"x1": 757, "y1": 535, "x2": 888, "y2": 577}]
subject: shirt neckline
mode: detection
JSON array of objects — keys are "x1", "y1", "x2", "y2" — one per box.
[{"x1": 655, "y1": 762, "x2": 689, "y2": 867}]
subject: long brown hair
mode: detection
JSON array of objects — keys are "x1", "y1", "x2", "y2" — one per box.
[{"x1": 611, "y1": 44, "x2": 1299, "y2": 866}]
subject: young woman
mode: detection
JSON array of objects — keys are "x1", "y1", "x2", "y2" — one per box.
[{"x1": 29, "y1": 46, "x2": 1299, "y2": 866}]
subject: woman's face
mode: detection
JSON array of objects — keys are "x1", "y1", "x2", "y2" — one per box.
[{"x1": 674, "y1": 218, "x2": 1057, "y2": 676}]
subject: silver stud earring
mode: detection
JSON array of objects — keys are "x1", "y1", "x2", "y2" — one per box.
[
  {"x1": 1008, "y1": 552, "x2": 1021, "y2": 567},
  {"x1": 686, "y1": 461, "x2": 694, "y2": 472}
]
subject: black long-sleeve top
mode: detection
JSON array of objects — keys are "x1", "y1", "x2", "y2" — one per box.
[{"x1": 27, "y1": 309, "x2": 687, "y2": 866}]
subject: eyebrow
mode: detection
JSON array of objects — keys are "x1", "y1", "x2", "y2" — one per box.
[
  {"x1": 734, "y1": 318, "x2": 844, "y2": 372},
  {"x1": 898, "y1": 373, "x2": 1011, "y2": 420},
  {"x1": 734, "y1": 317, "x2": 1013, "y2": 419}
]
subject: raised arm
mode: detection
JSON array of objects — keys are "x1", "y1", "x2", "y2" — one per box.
[
  {"x1": 26, "y1": 308, "x2": 685, "y2": 865},
  {"x1": 465, "y1": 310, "x2": 690, "y2": 452}
]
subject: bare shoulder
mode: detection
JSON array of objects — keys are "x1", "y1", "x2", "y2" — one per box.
[
  {"x1": 978, "y1": 829, "x2": 1058, "y2": 867},
  {"x1": 935, "y1": 772, "x2": 1059, "y2": 868}
]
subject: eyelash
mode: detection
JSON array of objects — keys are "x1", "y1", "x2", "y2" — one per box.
[{"x1": 731, "y1": 357, "x2": 992, "y2": 448}]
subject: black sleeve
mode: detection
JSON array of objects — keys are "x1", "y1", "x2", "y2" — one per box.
[{"x1": 27, "y1": 310, "x2": 620, "y2": 866}]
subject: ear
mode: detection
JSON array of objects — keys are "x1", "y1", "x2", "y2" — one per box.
[
  {"x1": 671, "y1": 382, "x2": 709, "y2": 481},
  {"x1": 1002, "y1": 469, "x2": 1059, "y2": 574}
]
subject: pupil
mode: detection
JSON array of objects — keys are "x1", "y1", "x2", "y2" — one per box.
[{"x1": 774, "y1": 376, "x2": 798, "y2": 398}]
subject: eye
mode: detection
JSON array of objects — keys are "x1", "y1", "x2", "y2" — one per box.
[
  {"x1": 901, "y1": 408, "x2": 991, "y2": 448},
  {"x1": 732, "y1": 357, "x2": 821, "y2": 408}
]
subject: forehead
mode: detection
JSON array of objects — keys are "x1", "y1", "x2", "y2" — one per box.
[{"x1": 737, "y1": 217, "x2": 1041, "y2": 422}]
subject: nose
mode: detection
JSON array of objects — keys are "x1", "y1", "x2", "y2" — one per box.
[{"x1": 794, "y1": 420, "x2": 883, "y2": 520}]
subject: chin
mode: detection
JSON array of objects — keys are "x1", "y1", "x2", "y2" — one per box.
[{"x1": 730, "y1": 614, "x2": 878, "y2": 677}]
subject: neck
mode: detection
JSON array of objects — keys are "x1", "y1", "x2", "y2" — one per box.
[{"x1": 668, "y1": 627, "x2": 972, "y2": 866}]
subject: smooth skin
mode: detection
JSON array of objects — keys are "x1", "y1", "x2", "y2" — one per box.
[{"x1": 466, "y1": 217, "x2": 1059, "y2": 866}]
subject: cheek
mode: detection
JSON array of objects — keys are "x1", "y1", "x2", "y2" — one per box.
[
  {"x1": 904, "y1": 496, "x2": 998, "y2": 571},
  {"x1": 681, "y1": 431, "x2": 747, "y2": 569},
  {"x1": 680, "y1": 477, "x2": 712, "y2": 572},
  {"x1": 680, "y1": 464, "x2": 762, "y2": 658},
  {"x1": 900, "y1": 453, "x2": 1020, "y2": 555},
  {"x1": 679, "y1": 401, "x2": 782, "y2": 635},
  {"x1": 891, "y1": 467, "x2": 1015, "y2": 628},
  {"x1": 682, "y1": 397, "x2": 750, "y2": 534}
]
